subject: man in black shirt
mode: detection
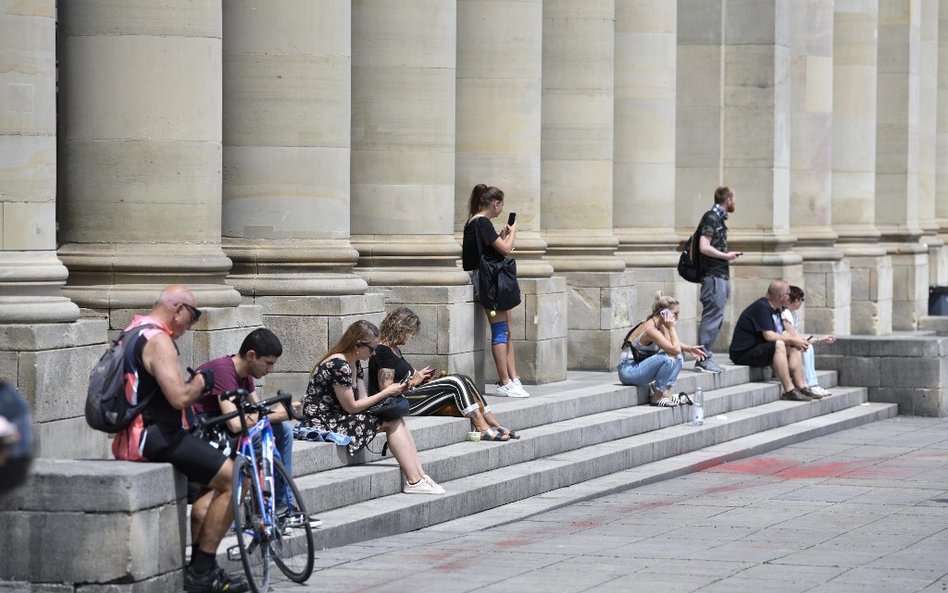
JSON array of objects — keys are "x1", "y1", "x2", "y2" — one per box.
[
  {"x1": 729, "y1": 280, "x2": 819, "y2": 401},
  {"x1": 695, "y1": 186, "x2": 743, "y2": 373}
]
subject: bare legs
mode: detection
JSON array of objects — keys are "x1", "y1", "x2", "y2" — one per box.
[
  {"x1": 382, "y1": 418, "x2": 425, "y2": 483},
  {"x1": 487, "y1": 308, "x2": 518, "y2": 385},
  {"x1": 193, "y1": 459, "x2": 235, "y2": 555},
  {"x1": 771, "y1": 341, "x2": 808, "y2": 392}
]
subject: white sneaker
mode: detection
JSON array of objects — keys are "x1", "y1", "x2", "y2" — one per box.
[
  {"x1": 809, "y1": 385, "x2": 832, "y2": 397},
  {"x1": 495, "y1": 381, "x2": 529, "y2": 398},
  {"x1": 511, "y1": 377, "x2": 531, "y2": 397},
  {"x1": 403, "y1": 474, "x2": 446, "y2": 495}
]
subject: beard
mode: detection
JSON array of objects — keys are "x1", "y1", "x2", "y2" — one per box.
[{"x1": 727, "y1": 201, "x2": 736, "y2": 213}]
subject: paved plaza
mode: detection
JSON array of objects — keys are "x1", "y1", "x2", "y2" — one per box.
[{"x1": 275, "y1": 416, "x2": 948, "y2": 593}]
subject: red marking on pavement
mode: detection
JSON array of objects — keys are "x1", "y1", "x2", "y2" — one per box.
[
  {"x1": 495, "y1": 538, "x2": 531, "y2": 548},
  {"x1": 422, "y1": 550, "x2": 456, "y2": 564},
  {"x1": 435, "y1": 558, "x2": 472, "y2": 573},
  {"x1": 841, "y1": 464, "x2": 920, "y2": 479},
  {"x1": 776, "y1": 459, "x2": 873, "y2": 480},
  {"x1": 705, "y1": 457, "x2": 796, "y2": 476}
]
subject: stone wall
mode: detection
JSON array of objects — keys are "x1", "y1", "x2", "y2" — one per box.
[{"x1": 0, "y1": 460, "x2": 186, "y2": 592}]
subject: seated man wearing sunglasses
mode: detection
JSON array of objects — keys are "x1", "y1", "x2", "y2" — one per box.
[{"x1": 123, "y1": 285, "x2": 248, "y2": 593}]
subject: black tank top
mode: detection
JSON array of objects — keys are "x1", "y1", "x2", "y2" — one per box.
[{"x1": 135, "y1": 334, "x2": 184, "y2": 429}]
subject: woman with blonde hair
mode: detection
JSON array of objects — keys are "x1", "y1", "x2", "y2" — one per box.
[
  {"x1": 301, "y1": 320, "x2": 445, "y2": 494},
  {"x1": 369, "y1": 307, "x2": 519, "y2": 441},
  {"x1": 618, "y1": 295, "x2": 708, "y2": 406}
]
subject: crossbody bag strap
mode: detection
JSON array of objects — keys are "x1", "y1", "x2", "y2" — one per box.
[{"x1": 621, "y1": 319, "x2": 647, "y2": 350}]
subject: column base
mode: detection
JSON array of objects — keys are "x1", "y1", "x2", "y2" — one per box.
[
  {"x1": 801, "y1": 259, "x2": 852, "y2": 335},
  {"x1": 927, "y1": 235, "x2": 948, "y2": 287},
  {"x1": 561, "y1": 270, "x2": 635, "y2": 370},
  {"x1": 886, "y1": 246, "x2": 929, "y2": 330},
  {"x1": 0, "y1": 319, "x2": 109, "y2": 459},
  {"x1": 846, "y1": 253, "x2": 893, "y2": 335},
  {"x1": 249, "y1": 293, "x2": 387, "y2": 396}
]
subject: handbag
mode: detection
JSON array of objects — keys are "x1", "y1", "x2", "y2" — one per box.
[
  {"x1": 367, "y1": 395, "x2": 410, "y2": 422},
  {"x1": 471, "y1": 217, "x2": 522, "y2": 311},
  {"x1": 620, "y1": 320, "x2": 658, "y2": 364}
]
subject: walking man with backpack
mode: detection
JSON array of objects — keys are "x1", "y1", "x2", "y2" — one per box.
[
  {"x1": 116, "y1": 285, "x2": 247, "y2": 593},
  {"x1": 694, "y1": 186, "x2": 743, "y2": 373}
]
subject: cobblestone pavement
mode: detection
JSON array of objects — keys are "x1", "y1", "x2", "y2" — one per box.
[{"x1": 274, "y1": 416, "x2": 948, "y2": 593}]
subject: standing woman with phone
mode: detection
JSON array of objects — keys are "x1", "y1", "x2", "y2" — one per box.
[
  {"x1": 461, "y1": 184, "x2": 529, "y2": 398},
  {"x1": 618, "y1": 295, "x2": 708, "y2": 406}
]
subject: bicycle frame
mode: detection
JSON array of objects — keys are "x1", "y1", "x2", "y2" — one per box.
[{"x1": 234, "y1": 410, "x2": 282, "y2": 542}]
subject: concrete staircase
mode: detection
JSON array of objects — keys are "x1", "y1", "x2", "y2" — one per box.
[{"x1": 222, "y1": 363, "x2": 897, "y2": 556}]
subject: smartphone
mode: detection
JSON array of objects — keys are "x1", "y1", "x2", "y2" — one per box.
[
  {"x1": 659, "y1": 308, "x2": 670, "y2": 320},
  {"x1": 507, "y1": 212, "x2": 517, "y2": 226},
  {"x1": 400, "y1": 374, "x2": 412, "y2": 385}
]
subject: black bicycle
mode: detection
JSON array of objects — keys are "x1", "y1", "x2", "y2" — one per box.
[{"x1": 195, "y1": 389, "x2": 314, "y2": 593}]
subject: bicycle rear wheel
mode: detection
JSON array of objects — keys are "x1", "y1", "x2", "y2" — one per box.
[
  {"x1": 271, "y1": 458, "x2": 315, "y2": 582},
  {"x1": 232, "y1": 456, "x2": 271, "y2": 593}
]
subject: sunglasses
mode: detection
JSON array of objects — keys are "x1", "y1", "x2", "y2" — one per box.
[{"x1": 180, "y1": 303, "x2": 203, "y2": 326}]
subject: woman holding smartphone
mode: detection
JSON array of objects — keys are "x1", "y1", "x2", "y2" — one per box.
[
  {"x1": 461, "y1": 184, "x2": 529, "y2": 398},
  {"x1": 369, "y1": 308, "x2": 518, "y2": 441},
  {"x1": 618, "y1": 295, "x2": 708, "y2": 406}
]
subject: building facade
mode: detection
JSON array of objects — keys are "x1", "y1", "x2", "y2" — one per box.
[{"x1": 2, "y1": 0, "x2": 945, "y2": 458}]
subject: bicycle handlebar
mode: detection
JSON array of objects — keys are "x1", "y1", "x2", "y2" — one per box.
[{"x1": 193, "y1": 389, "x2": 303, "y2": 431}]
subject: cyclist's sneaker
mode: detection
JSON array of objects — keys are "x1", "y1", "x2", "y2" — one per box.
[
  {"x1": 278, "y1": 509, "x2": 322, "y2": 529},
  {"x1": 183, "y1": 564, "x2": 249, "y2": 593}
]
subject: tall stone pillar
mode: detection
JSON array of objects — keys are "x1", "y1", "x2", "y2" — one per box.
[
  {"x1": 221, "y1": 1, "x2": 378, "y2": 394},
  {"x1": 876, "y1": 0, "x2": 928, "y2": 330},
  {"x1": 57, "y1": 2, "x2": 249, "y2": 423},
  {"x1": 832, "y1": 0, "x2": 891, "y2": 335},
  {"x1": 679, "y1": 0, "x2": 802, "y2": 351},
  {"x1": 789, "y1": 0, "x2": 850, "y2": 335},
  {"x1": 614, "y1": 1, "x2": 692, "y2": 341},
  {"x1": 456, "y1": 0, "x2": 567, "y2": 384},
  {"x1": 922, "y1": 0, "x2": 947, "y2": 286},
  {"x1": 351, "y1": 1, "x2": 475, "y2": 376},
  {"x1": 0, "y1": 1, "x2": 101, "y2": 459},
  {"x1": 937, "y1": 0, "x2": 948, "y2": 285},
  {"x1": 542, "y1": 1, "x2": 631, "y2": 370}
]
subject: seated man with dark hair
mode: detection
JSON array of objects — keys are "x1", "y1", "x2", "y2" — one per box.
[
  {"x1": 729, "y1": 280, "x2": 821, "y2": 402},
  {"x1": 191, "y1": 327, "x2": 318, "y2": 555}
]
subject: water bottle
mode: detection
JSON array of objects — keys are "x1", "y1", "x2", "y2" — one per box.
[{"x1": 692, "y1": 387, "x2": 704, "y2": 427}]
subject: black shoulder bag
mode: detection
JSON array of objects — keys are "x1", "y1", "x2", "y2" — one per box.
[{"x1": 471, "y1": 217, "x2": 522, "y2": 312}]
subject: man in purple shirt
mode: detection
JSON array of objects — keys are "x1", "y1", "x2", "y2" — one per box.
[{"x1": 190, "y1": 328, "x2": 316, "y2": 565}]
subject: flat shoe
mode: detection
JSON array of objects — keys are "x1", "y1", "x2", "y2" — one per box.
[
  {"x1": 481, "y1": 428, "x2": 510, "y2": 442},
  {"x1": 497, "y1": 426, "x2": 520, "y2": 440},
  {"x1": 781, "y1": 389, "x2": 812, "y2": 402}
]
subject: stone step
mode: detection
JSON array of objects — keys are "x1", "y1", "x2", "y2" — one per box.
[{"x1": 308, "y1": 388, "x2": 898, "y2": 549}]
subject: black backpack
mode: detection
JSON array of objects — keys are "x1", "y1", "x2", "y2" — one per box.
[
  {"x1": 85, "y1": 324, "x2": 157, "y2": 433},
  {"x1": 677, "y1": 215, "x2": 708, "y2": 283}
]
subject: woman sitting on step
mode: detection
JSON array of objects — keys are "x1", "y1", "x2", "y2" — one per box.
[
  {"x1": 300, "y1": 320, "x2": 446, "y2": 495},
  {"x1": 369, "y1": 307, "x2": 519, "y2": 442},
  {"x1": 618, "y1": 294, "x2": 708, "y2": 407},
  {"x1": 781, "y1": 286, "x2": 835, "y2": 398}
]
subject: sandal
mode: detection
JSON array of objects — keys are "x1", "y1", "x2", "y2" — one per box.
[
  {"x1": 650, "y1": 397, "x2": 679, "y2": 407},
  {"x1": 481, "y1": 428, "x2": 510, "y2": 442},
  {"x1": 497, "y1": 427, "x2": 520, "y2": 440},
  {"x1": 677, "y1": 392, "x2": 694, "y2": 406}
]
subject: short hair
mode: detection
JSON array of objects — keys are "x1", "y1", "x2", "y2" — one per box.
[
  {"x1": 788, "y1": 285, "x2": 805, "y2": 303},
  {"x1": 239, "y1": 328, "x2": 283, "y2": 358},
  {"x1": 714, "y1": 186, "x2": 733, "y2": 204},
  {"x1": 379, "y1": 307, "x2": 421, "y2": 346}
]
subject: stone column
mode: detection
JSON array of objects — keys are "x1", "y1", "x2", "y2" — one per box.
[
  {"x1": 789, "y1": 0, "x2": 850, "y2": 335},
  {"x1": 922, "y1": 0, "x2": 948, "y2": 287},
  {"x1": 542, "y1": 0, "x2": 631, "y2": 370},
  {"x1": 456, "y1": 0, "x2": 567, "y2": 384},
  {"x1": 57, "y1": 1, "x2": 239, "y2": 311},
  {"x1": 615, "y1": 1, "x2": 693, "y2": 341},
  {"x1": 938, "y1": 0, "x2": 948, "y2": 284},
  {"x1": 0, "y1": 1, "x2": 102, "y2": 459},
  {"x1": 832, "y1": 0, "x2": 892, "y2": 335},
  {"x1": 679, "y1": 0, "x2": 802, "y2": 351},
  {"x1": 221, "y1": 1, "x2": 380, "y2": 394},
  {"x1": 875, "y1": 0, "x2": 929, "y2": 330},
  {"x1": 350, "y1": 1, "x2": 475, "y2": 377}
]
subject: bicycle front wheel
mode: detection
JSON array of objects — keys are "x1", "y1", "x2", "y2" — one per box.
[
  {"x1": 232, "y1": 456, "x2": 271, "y2": 593},
  {"x1": 271, "y1": 458, "x2": 315, "y2": 582}
]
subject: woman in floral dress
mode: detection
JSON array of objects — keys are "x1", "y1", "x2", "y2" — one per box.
[{"x1": 301, "y1": 320, "x2": 445, "y2": 495}]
